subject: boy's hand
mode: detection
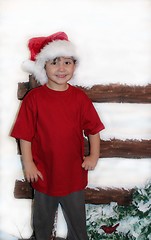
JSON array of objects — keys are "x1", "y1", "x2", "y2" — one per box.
[
  {"x1": 82, "y1": 156, "x2": 98, "y2": 171},
  {"x1": 82, "y1": 133, "x2": 100, "y2": 171},
  {"x1": 20, "y1": 140, "x2": 44, "y2": 183},
  {"x1": 24, "y1": 161, "x2": 44, "y2": 183}
]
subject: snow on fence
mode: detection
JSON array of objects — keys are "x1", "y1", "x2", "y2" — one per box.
[{"x1": 14, "y1": 75, "x2": 151, "y2": 240}]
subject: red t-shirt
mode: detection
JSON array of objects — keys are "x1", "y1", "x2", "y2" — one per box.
[{"x1": 11, "y1": 84, "x2": 104, "y2": 196}]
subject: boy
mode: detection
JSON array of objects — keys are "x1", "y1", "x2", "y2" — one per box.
[{"x1": 11, "y1": 32, "x2": 105, "y2": 240}]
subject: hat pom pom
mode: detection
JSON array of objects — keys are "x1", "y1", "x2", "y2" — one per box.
[{"x1": 21, "y1": 60, "x2": 36, "y2": 74}]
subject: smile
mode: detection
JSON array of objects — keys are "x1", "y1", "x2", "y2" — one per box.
[{"x1": 56, "y1": 74, "x2": 67, "y2": 78}]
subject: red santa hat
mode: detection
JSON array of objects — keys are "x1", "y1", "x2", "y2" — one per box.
[{"x1": 22, "y1": 32, "x2": 78, "y2": 85}]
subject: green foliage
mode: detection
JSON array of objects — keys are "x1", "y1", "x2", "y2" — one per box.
[{"x1": 86, "y1": 181, "x2": 151, "y2": 239}]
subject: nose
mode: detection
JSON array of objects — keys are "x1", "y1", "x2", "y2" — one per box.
[{"x1": 58, "y1": 62, "x2": 65, "y2": 71}]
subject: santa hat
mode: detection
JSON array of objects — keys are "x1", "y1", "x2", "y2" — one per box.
[{"x1": 22, "y1": 32, "x2": 78, "y2": 85}]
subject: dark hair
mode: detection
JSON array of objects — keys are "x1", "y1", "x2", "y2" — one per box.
[{"x1": 52, "y1": 57, "x2": 76, "y2": 64}]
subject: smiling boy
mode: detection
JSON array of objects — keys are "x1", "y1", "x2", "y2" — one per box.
[{"x1": 11, "y1": 32, "x2": 105, "y2": 240}]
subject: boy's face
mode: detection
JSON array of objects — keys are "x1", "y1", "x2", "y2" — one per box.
[{"x1": 45, "y1": 57, "x2": 76, "y2": 90}]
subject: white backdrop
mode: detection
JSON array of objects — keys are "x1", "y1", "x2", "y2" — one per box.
[{"x1": 0, "y1": 0, "x2": 151, "y2": 239}]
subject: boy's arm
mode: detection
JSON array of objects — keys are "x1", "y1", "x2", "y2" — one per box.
[
  {"x1": 20, "y1": 139, "x2": 43, "y2": 182},
  {"x1": 82, "y1": 133, "x2": 100, "y2": 171}
]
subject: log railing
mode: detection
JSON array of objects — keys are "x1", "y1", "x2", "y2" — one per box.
[
  {"x1": 17, "y1": 76, "x2": 151, "y2": 103},
  {"x1": 14, "y1": 180, "x2": 134, "y2": 206},
  {"x1": 85, "y1": 139, "x2": 151, "y2": 159},
  {"x1": 85, "y1": 187, "x2": 134, "y2": 206},
  {"x1": 79, "y1": 84, "x2": 151, "y2": 103}
]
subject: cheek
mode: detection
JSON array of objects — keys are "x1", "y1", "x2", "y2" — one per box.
[
  {"x1": 70, "y1": 65, "x2": 76, "y2": 74},
  {"x1": 45, "y1": 67, "x2": 54, "y2": 75}
]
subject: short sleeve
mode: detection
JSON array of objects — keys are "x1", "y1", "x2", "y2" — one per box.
[
  {"x1": 10, "y1": 91, "x2": 37, "y2": 141},
  {"x1": 81, "y1": 95, "x2": 105, "y2": 136}
]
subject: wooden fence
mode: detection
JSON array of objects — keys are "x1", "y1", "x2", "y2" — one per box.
[{"x1": 14, "y1": 75, "x2": 151, "y2": 239}]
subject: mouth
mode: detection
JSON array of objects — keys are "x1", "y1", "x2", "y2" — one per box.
[{"x1": 56, "y1": 74, "x2": 67, "y2": 78}]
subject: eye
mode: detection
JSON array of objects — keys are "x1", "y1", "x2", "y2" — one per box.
[
  {"x1": 65, "y1": 60, "x2": 74, "y2": 65},
  {"x1": 51, "y1": 61, "x2": 57, "y2": 65},
  {"x1": 49, "y1": 58, "x2": 58, "y2": 65},
  {"x1": 65, "y1": 61, "x2": 71, "y2": 65}
]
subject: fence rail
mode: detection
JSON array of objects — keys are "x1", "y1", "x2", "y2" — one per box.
[
  {"x1": 14, "y1": 180, "x2": 134, "y2": 206},
  {"x1": 17, "y1": 76, "x2": 151, "y2": 103},
  {"x1": 85, "y1": 139, "x2": 151, "y2": 158}
]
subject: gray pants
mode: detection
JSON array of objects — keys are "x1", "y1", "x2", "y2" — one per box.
[{"x1": 33, "y1": 190, "x2": 89, "y2": 240}]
